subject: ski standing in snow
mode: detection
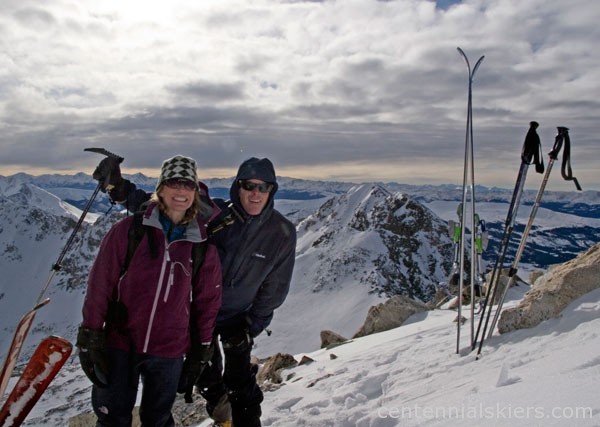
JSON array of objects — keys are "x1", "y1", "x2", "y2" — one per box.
[
  {"x1": 94, "y1": 156, "x2": 297, "y2": 427},
  {"x1": 78, "y1": 155, "x2": 223, "y2": 426},
  {"x1": 455, "y1": 47, "x2": 485, "y2": 353}
]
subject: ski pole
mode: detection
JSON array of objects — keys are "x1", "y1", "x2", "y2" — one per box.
[
  {"x1": 487, "y1": 126, "x2": 582, "y2": 336},
  {"x1": 456, "y1": 47, "x2": 484, "y2": 353},
  {"x1": 472, "y1": 122, "x2": 544, "y2": 356},
  {"x1": 34, "y1": 148, "x2": 123, "y2": 306}
]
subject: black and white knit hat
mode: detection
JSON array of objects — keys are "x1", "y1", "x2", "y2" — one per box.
[{"x1": 156, "y1": 155, "x2": 198, "y2": 190}]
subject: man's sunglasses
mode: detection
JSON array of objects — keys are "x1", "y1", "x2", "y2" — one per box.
[
  {"x1": 163, "y1": 178, "x2": 197, "y2": 191},
  {"x1": 238, "y1": 180, "x2": 274, "y2": 193}
]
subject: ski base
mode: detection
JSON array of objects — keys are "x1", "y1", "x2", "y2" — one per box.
[
  {"x1": 0, "y1": 335, "x2": 72, "y2": 426},
  {"x1": 0, "y1": 299, "x2": 50, "y2": 400}
]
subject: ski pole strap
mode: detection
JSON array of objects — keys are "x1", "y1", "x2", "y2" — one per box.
[
  {"x1": 550, "y1": 127, "x2": 582, "y2": 191},
  {"x1": 522, "y1": 121, "x2": 544, "y2": 173}
]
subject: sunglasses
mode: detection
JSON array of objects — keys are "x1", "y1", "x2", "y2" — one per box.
[
  {"x1": 163, "y1": 178, "x2": 197, "y2": 191},
  {"x1": 238, "y1": 180, "x2": 274, "y2": 193}
]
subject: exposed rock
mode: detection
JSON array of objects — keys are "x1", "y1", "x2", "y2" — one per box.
[
  {"x1": 256, "y1": 353, "x2": 298, "y2": 384},
  {"x1": 528, "y1": 270, "x2": 545, "y2": 284},
  {"x1": 498, "y1": 243, "x2": 600, "y2": 334},
  {"x1": 353, "y1": 295, "x2": 429, "y2": 338},
  {"x1": 481, "y1": 269, "x2": 527, "y2": 305},
  {"x1": 68, "y1": 395, "x2": 207, "y2": 426},
  {"x1": 320, "y1": 330, "x2": 349, "y2": 348},
  {"x1": 69, "y1": 412, "x2": 100, "y2": 427},
  {"x1": 428, "y1": 287, "x2": 450, "y2": 309},
  {"x1": 298, "y1": 355, "x2": 315, "y2": 366}
]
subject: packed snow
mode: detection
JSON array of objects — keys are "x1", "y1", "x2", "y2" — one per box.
[{"x1": 254, "y1": 284, "x2": 600, "y2": 426}]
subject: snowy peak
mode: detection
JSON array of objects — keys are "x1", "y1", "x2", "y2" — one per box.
[
  {"x1": 0, "y1": 182, "x2": 111, "y2": 363},
  {"x1": 297, "y1": 184, "x2": 452, "y2": 301},
  {"x1": 0, "y1": 177, "x2": 99, "y2": 223}
]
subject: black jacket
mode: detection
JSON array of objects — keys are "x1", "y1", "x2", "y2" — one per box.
[{"x1": 211, "y1": 180, "x2": 296, "y2": 336}]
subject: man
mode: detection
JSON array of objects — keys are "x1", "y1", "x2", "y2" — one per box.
[{"x1": 93, "y1": 156, "x2": 297, "y2": 427}]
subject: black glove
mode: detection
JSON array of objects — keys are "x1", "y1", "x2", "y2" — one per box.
[
  {"x1": 221, "y1": 328, "x2": 252, "y2": 353},
  {"x1": 93, "y1": 157, "x2": 123, "y2": 193},
  {"x1": 178, "y1": 344, "x2": 213, "y2": 403},
  {"x1": 76, "y1": 326, "x2": 109, "y2": 388}
]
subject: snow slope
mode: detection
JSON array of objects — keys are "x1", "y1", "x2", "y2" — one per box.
[{"x1": 258, "y1": 286, "x2": 600, "y2": 426}]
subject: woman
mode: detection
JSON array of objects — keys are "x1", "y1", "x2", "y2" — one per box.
[{"x1": 77, "y1": 155, "x2": 222, "y2": 427}]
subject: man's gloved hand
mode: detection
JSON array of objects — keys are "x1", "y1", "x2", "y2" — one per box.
[
  {"x1": 93, "y1": 157, "x2": 123, "y2": 193},
  {"x1": 76, "y1": 326, "x2": 109, "y2": 388},
  {"x1": 221, "y1": 328, "x2": 255, "y2": 359},
  {"x1": 178, "y1": 344, "x2": 213, "y2": 403}
]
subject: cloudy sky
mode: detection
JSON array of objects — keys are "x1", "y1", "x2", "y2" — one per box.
[{"x1": 1, "y1": 0, "x2": 598, "y2": 191}]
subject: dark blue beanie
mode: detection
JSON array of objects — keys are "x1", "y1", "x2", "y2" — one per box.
[{"x1": 236, "y1": 158, "x2": 277, "y2": 185}]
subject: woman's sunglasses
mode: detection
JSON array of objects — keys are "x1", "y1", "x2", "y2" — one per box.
[
  {"x1": 238, "y1": 180, "x2": 274, "y2": 193},
  {"x1": 163, "y1": 178, "x2": 197, "y2": 191}
]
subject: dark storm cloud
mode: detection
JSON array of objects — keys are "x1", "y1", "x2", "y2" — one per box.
[{"x1": 167, "y1": 81, "x2": 247, "y2": 102}]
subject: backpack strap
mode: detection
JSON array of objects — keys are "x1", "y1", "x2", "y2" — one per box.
[
  {"x1": 207, "y1": 201, "x2": 244, "y2": 236},
  {"x1": 120, "y1": 205, "x2": 158, "y2": 276},
  {"x1": 191, "y1": 241, "x2": 208, "y2": 284}
]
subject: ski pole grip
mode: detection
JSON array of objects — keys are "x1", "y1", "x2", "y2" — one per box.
[
  {"x1": 556, "y1": 127, "x2": 582, "y2": 191},
  {"x1": 522, "y1": 121, "x2": 544, "y2": 173}
]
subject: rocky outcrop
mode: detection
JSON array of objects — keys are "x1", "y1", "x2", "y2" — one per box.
[
  {"x1": 353, "y1": 295, "x2": 429, "y2": 338},
  {"x1": 256, "y1": 353, "x2": 298, "y2": 385},
  {"x1": 68, "y1": 394, "x2": 208, "y2": 426},
  {"x1": 320, "y1": 330, "x2": 349, "y2": 348},
  {"x1": 498, "y1": 243, "x2": 600, "y2": 334}
]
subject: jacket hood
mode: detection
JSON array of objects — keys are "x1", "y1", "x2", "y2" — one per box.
[{"x1": 229, "y1": 157, "x2": 278, "y2": 211}]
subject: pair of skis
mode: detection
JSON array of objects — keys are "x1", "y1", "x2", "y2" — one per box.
[
  {"x1": 473, "y1": 125, "x2": 582, "y2": 359},
  {"x1": 455, "y1": 47, "x2": 485, "y2": 353},
  {"x1": 0, "y1": 148, "x2": 123, "y2": 424}
]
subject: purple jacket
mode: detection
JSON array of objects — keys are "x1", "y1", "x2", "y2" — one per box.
[{"x1": 82, "y1": 202, "x2": 222, "y2": 358}]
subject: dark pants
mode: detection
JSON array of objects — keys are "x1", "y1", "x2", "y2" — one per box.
[
  {"x1": 92, "y1": 348, "x2": 183, "y2": 427},
  {"x1": 197, "y1": 327, "x2": 263, "y2": 427}
]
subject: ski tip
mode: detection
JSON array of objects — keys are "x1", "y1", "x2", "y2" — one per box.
[{"x1": 33, "y1": 298, "x2": 51, "y2": 310}]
